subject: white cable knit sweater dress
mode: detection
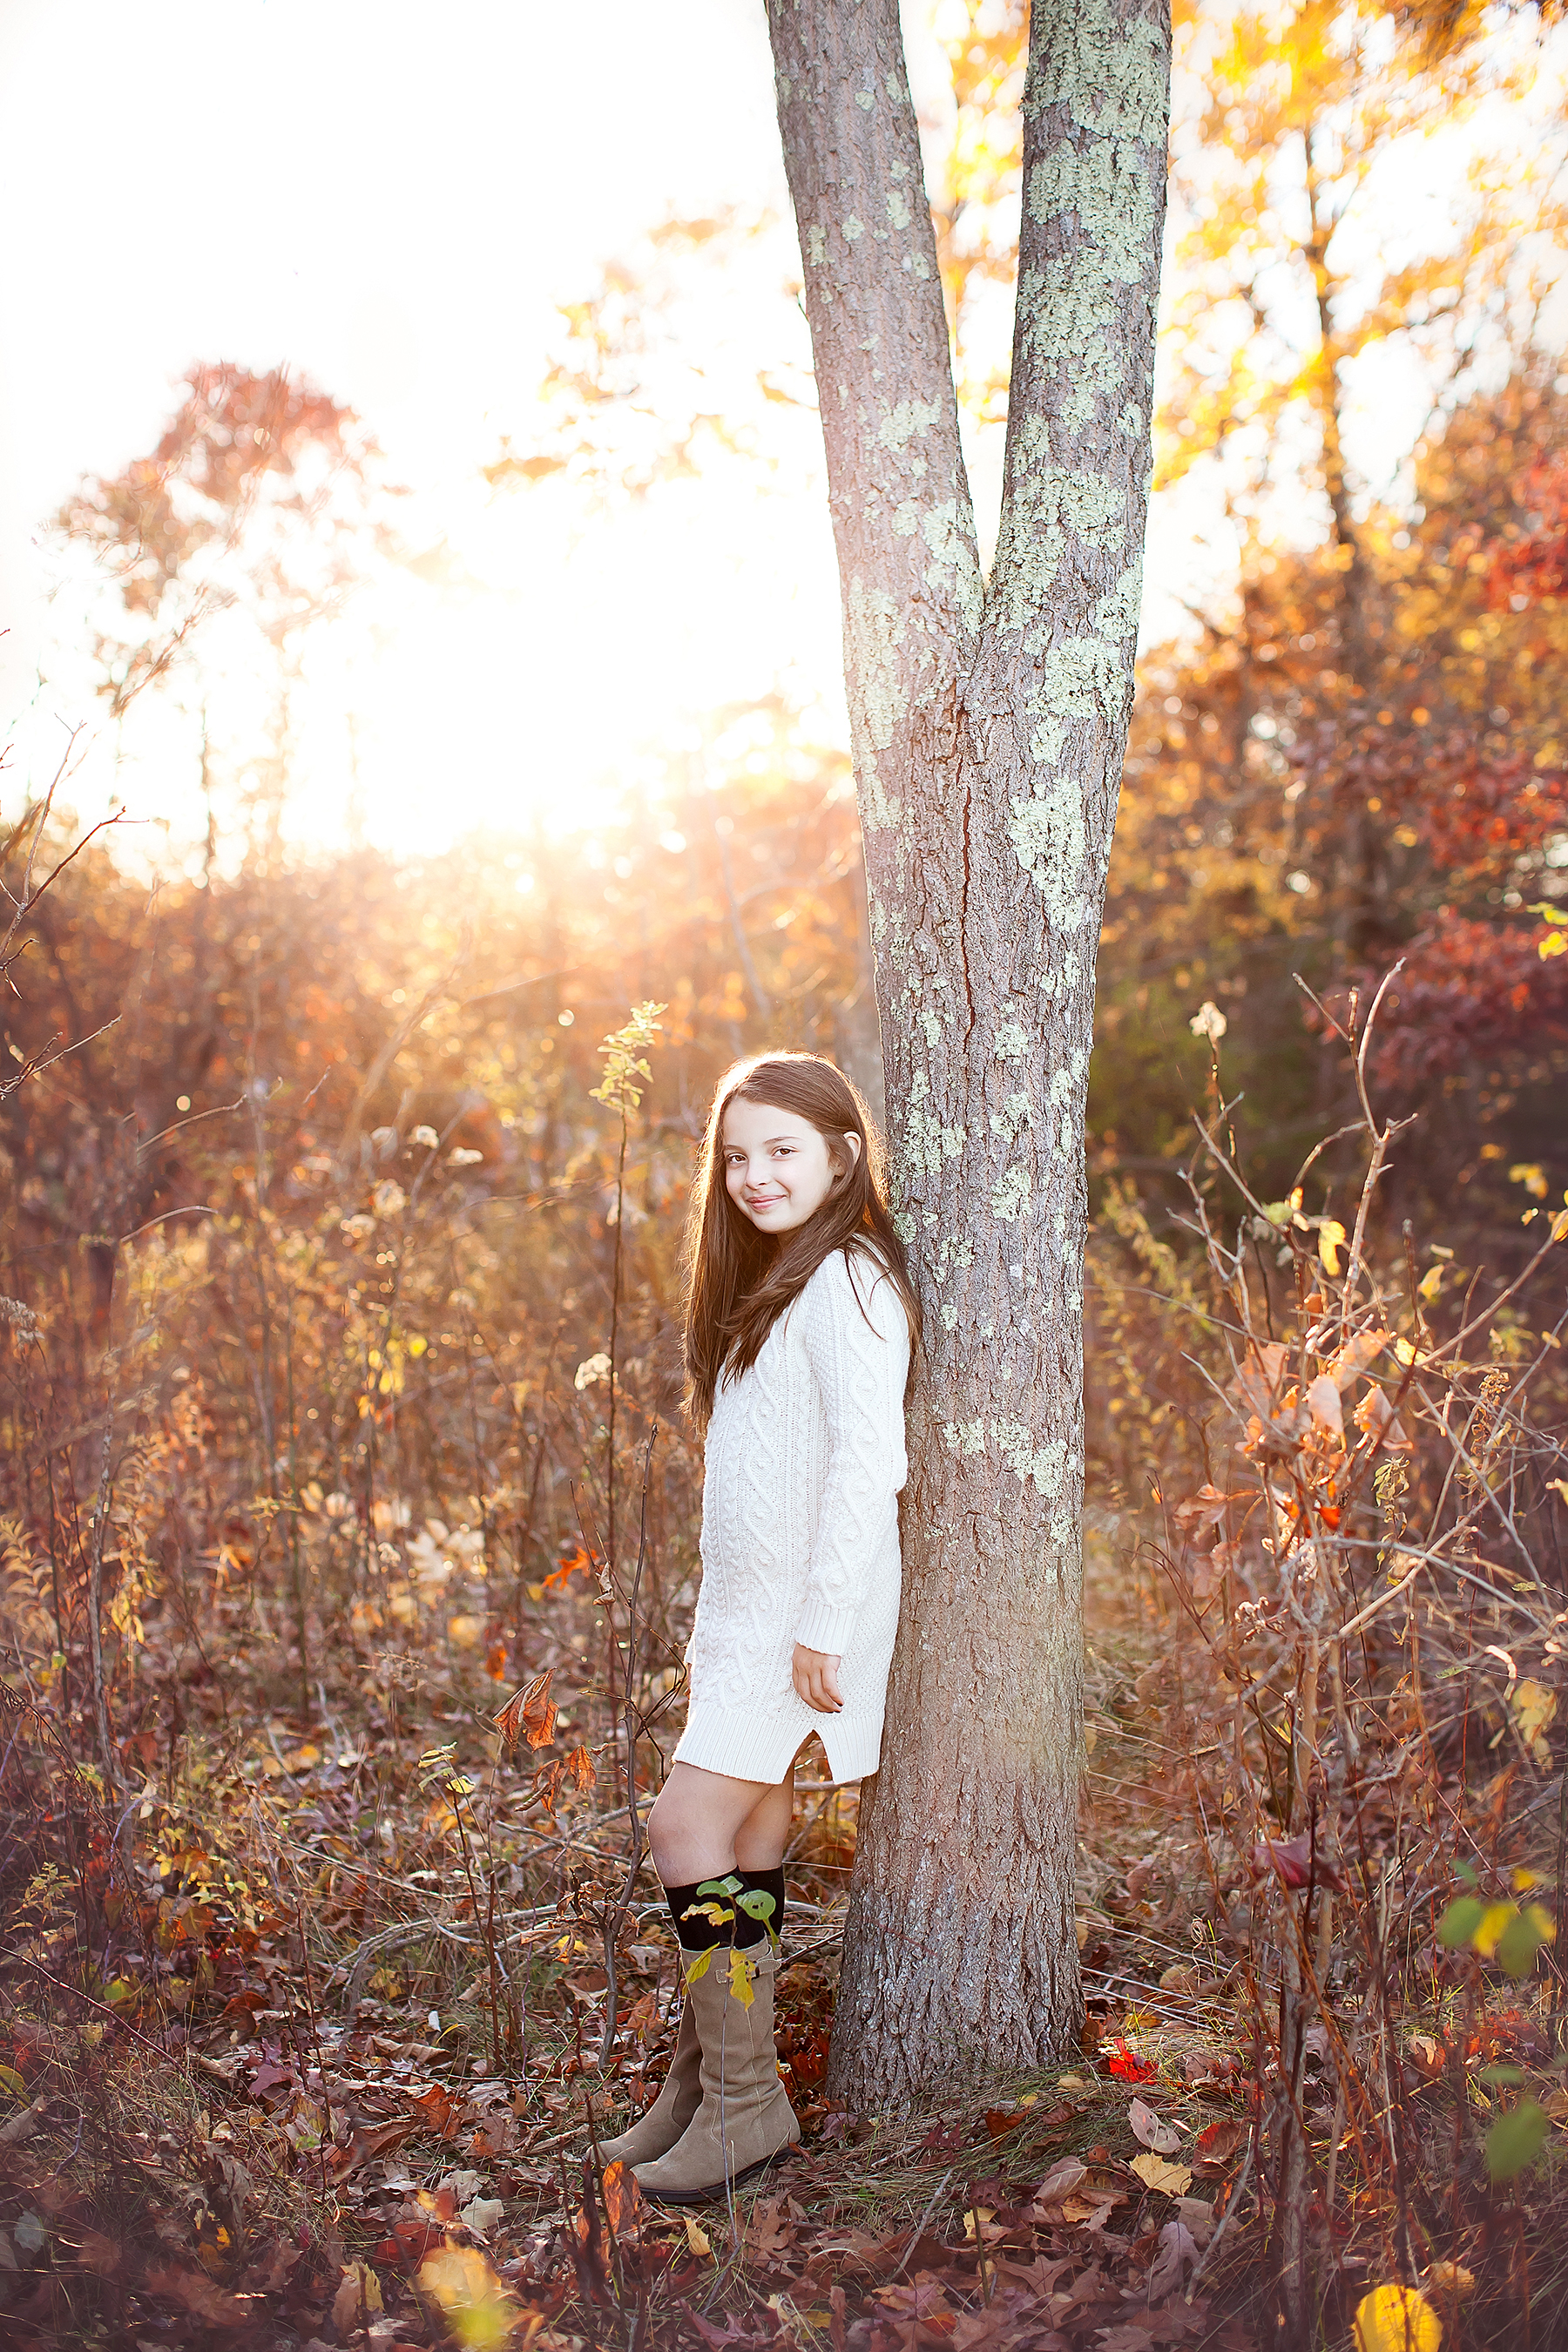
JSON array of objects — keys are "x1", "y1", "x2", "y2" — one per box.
[{"x1": 674, "y1": 1245, "x2": 910, "y2": 1786}]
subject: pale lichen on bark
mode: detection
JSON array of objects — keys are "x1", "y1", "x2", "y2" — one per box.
[{"x1": 766, "y1": 0, "x2": 1170, "y2": 2106}]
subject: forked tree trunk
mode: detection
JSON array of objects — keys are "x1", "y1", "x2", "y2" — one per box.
[{"x1": 765, "y1": 0, "x2": 1170, "y2": 2106}]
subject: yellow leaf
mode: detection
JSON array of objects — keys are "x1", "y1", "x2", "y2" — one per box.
[
  {"x1": 1509, "y1": 1679, "x2": 1557, "y2": 1766},
  {"x1": 727, "y1": 1949, "x2": 757, "y2": 2008},
  {"x1": 962, "y1": 2207, "x2": 997, "y2": 2240},
  {"x1": 684, "y1": 1945, "x2": 716, "y2": 1987},
  {"x1": 1352, "y1": 2282, "x2": 1443, "y2": 2352},
  {"x1": 331, "y1": 2264, "x2": 384, "y2": 2335},
  {"x1": 1423, "y1": 2261, "x2": 1474, "y2": 2301},
  {"x1": 1552, "y1": 1209, "x2": 1568, "y2": 1244},
  {"x1": 417, "y1": 2246, "x2": 517, "y2": 2352},
  {"x1": 1129, "y1": 2152, "x2": 1193, "y2": 2195},
  {"x1": 1471, "y1": 1901, "x2": 1515, "y2": 1959},
  {"x1": 1417, "y1": 1264, "x2": 1444, "y2": 1302},
  {"x1": 1509, "y1": 1163, "x2": 1549, "y2": 1199},
  {"x1": 1540, "y1": 929, "x2": 1567, "y2": 960},
  {"x1": 683, "y1": 2212, "x2": 712, "y2": 2257},
  {"x1": 1318, "y1": 1218, "x2": 1348, "y2": 1277}
]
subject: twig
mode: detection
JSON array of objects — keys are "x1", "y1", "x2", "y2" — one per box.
[{"x1": 886, "y1": 2166, "x2": 957, "y2": 2282}]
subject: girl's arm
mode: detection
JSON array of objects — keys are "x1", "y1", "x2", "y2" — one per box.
[{"x1": 794, "y1": 1248, "x2": 910, "y2": 1658}]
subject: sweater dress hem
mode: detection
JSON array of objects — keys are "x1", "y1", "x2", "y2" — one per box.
[{"x1": 673, "y1": 1700, "x2": 886, "y2": 1787}]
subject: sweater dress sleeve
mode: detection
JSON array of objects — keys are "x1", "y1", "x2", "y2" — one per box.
[{"x1": 792, "y1": 1247, "x2": 910, "y2": 1658}]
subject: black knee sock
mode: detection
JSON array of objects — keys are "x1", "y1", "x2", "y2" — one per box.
[
  {"x1": 733, "y1": 1866, "x2": 786, "y2": 1950},
  {"x1": 662, "y1": 1874, "x2": 742, "y2": 1951},
  {"x1": 661, "y1": 1867, "x2": 786, "y2": 1951}
]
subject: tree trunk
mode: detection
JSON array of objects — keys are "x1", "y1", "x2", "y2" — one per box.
[{"x1": 766, "y1": 0, "x2": 1170, "y2": 2105}]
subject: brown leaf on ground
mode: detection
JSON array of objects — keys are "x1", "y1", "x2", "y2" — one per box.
[
  {"x1": 1128, "y1": 2096, "x2": 1183, "y2": 2154},
  {"x1": 144, "y1": 2263, "x2": 256, "y2": 2327},
  {"x1": 1192, "y1": 2118, "x2": 1247, "y2": 2172}
]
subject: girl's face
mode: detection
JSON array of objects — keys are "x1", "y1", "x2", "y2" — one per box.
[{"x1": 720, "y1": 1097, "x2": 861, "y2": 1235}]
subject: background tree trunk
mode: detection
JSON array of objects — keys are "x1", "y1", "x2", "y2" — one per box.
[{"x1": 766, "y1": 0, "x2": 1170, "y2": 2106}]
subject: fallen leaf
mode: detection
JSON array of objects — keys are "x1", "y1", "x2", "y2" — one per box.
[
  {"x1": 1106, "y1": 2039, "x2": 1159, "y2": 2085},
  {"x1": 461, "y1": 2196, "x2": 506, "y2": 2236},
  {"x1": 1352, "y1": 2282, "x2": 1442, "y2": 2352},
  {"x1": 1193, "y1": 2119, "x2": 1246, "y2": 2171},
  {"x1": 143, "y1": 2265, "x2": 253, "y2": 2327},
  {"x1": 1129, "y1": 2098, "x2": 1183, "y2": 2155},
  {"x1": 1174, "y1": 2194, "x2": 1215, "y2": 2247},
  {"x1": 331, "y1": 2263, "x2": 384, "y2": 2333},
  {"x1": 684, "y1": 2212, "x2": 712, "y2": 2258},
  {"x1": 1032, "y1": 2158, "x2": 1088, "y2": 2206},
  {"x1": 1147, "y1": 2219, "x2": 1200, "y2": 2300},
  {"x1": 412, "y1": 2084, "x2": 457, "y2": 2137},
  {"x1": 1129, "y1": 2153, "x2": 1193, "y2": 2196}
]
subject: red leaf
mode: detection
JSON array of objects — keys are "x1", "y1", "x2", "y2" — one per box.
[
  {"x1": 411, "y1": 2084, "x2": 458, "y2": 2137},
  {"x1": 1106, "y1": 2038, "x2": 1159, "y2": 2084}
]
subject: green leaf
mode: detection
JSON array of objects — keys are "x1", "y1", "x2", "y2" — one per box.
[
  {"x1": 0, "y1": 2065, "x2": 24, "y2": 2101},
  {"x1": 1456, "y1": 1860, "x2": 1480, "y2": 1889},
  {"x1": 735, "y1": 1889, "x2": 777, "y2": 1921},
  {"x1": 1497, "y1": 1904, "x2": 1556, "y2": 1978},
  {"x1": 694, "y1": 1875, "x2": 742, "y2": 1901},
  {"x1": 1477, "y1": 2064, "x2": 1524, "y2": 2086},
  {"x1": 1485, "y1": 2099, "x2": 1550, "y2": 2181},
  {"x1": 1437, "y1": 1896, "x2": 1485, "y2": 1949}
]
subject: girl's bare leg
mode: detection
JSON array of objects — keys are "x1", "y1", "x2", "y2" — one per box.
[{"x1": 649, "y1": 1758, "x2": 797, "y2": 1884}]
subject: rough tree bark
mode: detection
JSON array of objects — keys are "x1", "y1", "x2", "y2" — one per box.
[{"x1": 765, "y1": 0, "x2": 1170, "y2": 2106}]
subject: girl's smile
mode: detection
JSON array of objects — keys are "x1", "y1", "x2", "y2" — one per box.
[{"x1": 721, "y1": 1098, "x2": 861, "y2": 1234}]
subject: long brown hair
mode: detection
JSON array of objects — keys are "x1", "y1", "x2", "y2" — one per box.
[{"x1": 683, "y1": 1053, "x2": 920, "y2": 1429}]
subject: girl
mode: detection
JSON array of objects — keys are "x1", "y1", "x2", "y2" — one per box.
[{"x1": 601, "y1": 1052, "x2": 918, "y2": 2204}]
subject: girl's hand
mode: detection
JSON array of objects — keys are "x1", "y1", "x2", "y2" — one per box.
[{"x1": 793, "y1": 1644, "x2": 843, "y2": 1713}]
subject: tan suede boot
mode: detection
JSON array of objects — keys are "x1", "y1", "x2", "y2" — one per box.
[
  {"x1": 597, "y1": 1991, "x2": 701, "y2": 2166},
  {"x1": 632, "y1": 1943, "x2": 799, "y2": 2204}
]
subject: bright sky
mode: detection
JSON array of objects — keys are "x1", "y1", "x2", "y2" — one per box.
[
  {"x1": 0, "y1": 0, "x2": 856, "y2": 859},
  {"x1": 0, "y1": 0, "x2": 1558, "y2": 864}
]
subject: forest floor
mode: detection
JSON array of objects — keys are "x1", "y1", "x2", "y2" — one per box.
[{"x1": 6, "y1": 1525, "x2": 1559, "y2": 2352}]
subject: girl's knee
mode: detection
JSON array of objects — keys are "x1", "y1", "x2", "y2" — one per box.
[{"x1": 646, "y1": 1783, "x2": 687, "y2": 1876}]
